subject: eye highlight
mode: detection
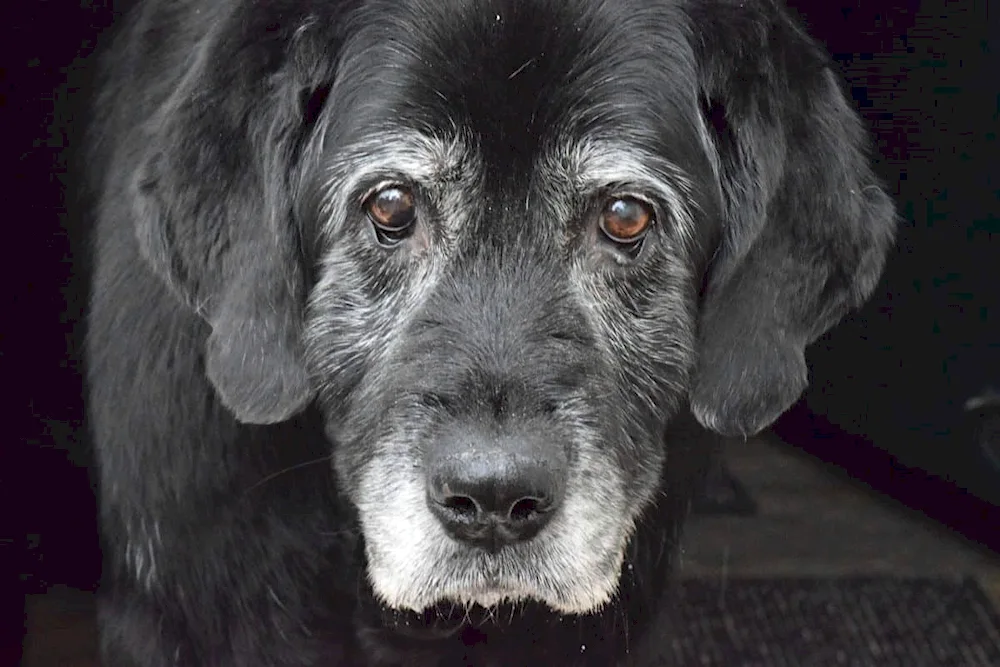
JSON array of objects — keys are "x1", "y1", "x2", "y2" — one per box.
[
  {"x1": 364, "y1": 185, "x2": 417, "y2": 244},
  {"x1": 599, "y1": 196, "x2": 655, "y2": 246}
]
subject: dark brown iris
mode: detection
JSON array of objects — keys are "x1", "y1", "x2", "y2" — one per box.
[
  {"x1": 365, "y1": 186, "x2": 416, "y2": 233},
  {"x1": 599, "y1": 196, "x2": 654, "y2": 244}
]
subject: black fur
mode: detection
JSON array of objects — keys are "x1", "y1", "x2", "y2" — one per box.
[{"x1": 84, "y1": 1, "x2": 896, "y2": 665}]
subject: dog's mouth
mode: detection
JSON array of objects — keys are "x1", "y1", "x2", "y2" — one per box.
[
  {"x1": 378, "y1": 603, "x2": 469, "y2": 640},
  {"x1": 377, "y1": 597, "x2": 570, "y2": 640}
]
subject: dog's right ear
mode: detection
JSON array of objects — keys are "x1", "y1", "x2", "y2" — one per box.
[
  {"x1": 121, "y1": 8, "x2": 342, "y2": 424},
  {"x1": 687, "y1": 1, "x2": 898, "y2": 437}
]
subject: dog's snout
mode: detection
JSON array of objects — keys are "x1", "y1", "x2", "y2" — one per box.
[{"x1": 426, "y1": 432, "x2": 566, "y2": 551}]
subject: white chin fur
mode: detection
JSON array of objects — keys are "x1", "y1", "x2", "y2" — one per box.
[
  {"x1": 365, "y1": 540, "x2": 629, "y2": 616},
  {"x1": 357, "y1": 446, "x2": 639, "y2": 617}
]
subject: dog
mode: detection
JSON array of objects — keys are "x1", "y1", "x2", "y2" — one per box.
[{"x1": 83, "y1": 0, "x2": 897, "y2": 664}]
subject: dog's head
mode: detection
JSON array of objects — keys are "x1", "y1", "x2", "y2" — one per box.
[{"x1": 130, "y1": 0, "x2": 895, "y2": 617}]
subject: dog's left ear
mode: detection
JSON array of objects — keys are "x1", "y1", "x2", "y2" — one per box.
[
  {"x1": 127, "y1": 11, "x2": 339, "y2": 424},
  {"x1": 688, "y1": 1, "x2": 897, "y2": 437}
]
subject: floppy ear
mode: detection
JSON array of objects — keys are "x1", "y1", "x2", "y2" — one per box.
[
  {"x1": 688, "y1": 1, "x2": 897, "y2": 437},
  {"x1": 129, "y1": 12, "x2": 336, "y2": 424}
]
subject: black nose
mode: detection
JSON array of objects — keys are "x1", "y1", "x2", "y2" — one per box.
[{"x1": 427, "y1": 439, "x2": 566, "y2": 552}]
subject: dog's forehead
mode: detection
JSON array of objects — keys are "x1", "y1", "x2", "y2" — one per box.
[{"x1": 338, "y1": 0, "x2": 700, "y2": 172}]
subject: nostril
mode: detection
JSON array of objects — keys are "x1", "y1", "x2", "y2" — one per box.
[
  {"x1": 508, "y1": 496, "x2": 544, "y2": 522},
  {"x1": 442, "y1": 494, "x2": 479, "y2": 519}
]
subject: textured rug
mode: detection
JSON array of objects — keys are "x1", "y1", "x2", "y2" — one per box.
[{"x1": 657, "y1": 576, "x2": 1000, "y2": 667}]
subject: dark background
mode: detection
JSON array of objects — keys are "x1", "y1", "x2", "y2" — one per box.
[
  {"x1": 776, "y1": 0, "x2": 1000, "y2": 545},
  {"x1": 5, "y1": 0, "x2": 998, "y2": 659}
]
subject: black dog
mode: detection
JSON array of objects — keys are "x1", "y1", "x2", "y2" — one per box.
[{"x1": 84, "y1": 0, "x2": 896, "y2": 664}]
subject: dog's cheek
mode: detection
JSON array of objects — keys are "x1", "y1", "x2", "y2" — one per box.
[
  {"x1": 584, "y1": 276, "x2": 695, "y2": 411},
  {"x1": 305, "y1": 244, "x2": 398, "y2": 387},
  {"x1": 304, "y1": 243, "x2": 445, "y2": 486},
  {"x1": 577, "y1": 270, "x2": 697, "y2": 493}
]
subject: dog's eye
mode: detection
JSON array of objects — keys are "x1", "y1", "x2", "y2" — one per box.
[
  {"x1": 599, "y1": 197, "x2": 654, "y2": 245},
  {"x1": 365, "y1": 186, "x2": 417, "y2": 243}
]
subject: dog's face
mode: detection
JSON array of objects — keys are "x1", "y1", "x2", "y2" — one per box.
[
  {"x1": 301, "y1": 3, "x2": 714, "y2": 615},
  {"x1": 125, "y1": 0, "x2": 896, "y2": 621}
]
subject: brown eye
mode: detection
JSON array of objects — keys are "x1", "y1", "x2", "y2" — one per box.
[
  {"x1": 364, "y1": 186, "x2": 417, "y2": 238},
  {"x1": 599, "y1": 196, "x2": 654, "y2": 245}
]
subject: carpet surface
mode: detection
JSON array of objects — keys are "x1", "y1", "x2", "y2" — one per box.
[{"x1": 657, "y1": 577, "x2": 1000, "y2": 666}]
